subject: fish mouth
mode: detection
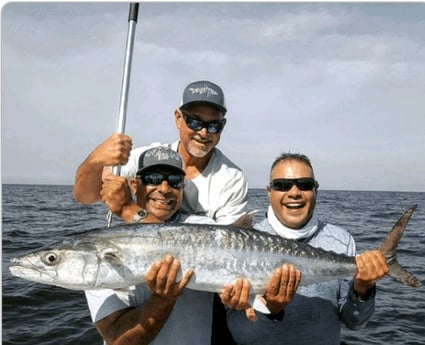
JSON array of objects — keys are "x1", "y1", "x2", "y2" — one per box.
[{"x1": 9, "y1": 257, "x2": 56, "y2": 281}]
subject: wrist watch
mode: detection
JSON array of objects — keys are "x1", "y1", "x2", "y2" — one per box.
[{"x1": 132, "y1": 209, "x2": 148, "y2": 223}]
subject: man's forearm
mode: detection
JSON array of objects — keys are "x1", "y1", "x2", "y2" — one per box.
[
  {"x1": 97, "y1": 294, "x2": 178, "y2": 345},
  {"x1": 73, "y1": 160, "x2": 104, "y2": 204}
]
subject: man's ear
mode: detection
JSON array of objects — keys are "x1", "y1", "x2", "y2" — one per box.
[{"x1": 174, "y1": 108, "x2": 182, "y2": 129}]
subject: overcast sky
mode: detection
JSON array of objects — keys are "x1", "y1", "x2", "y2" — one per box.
[{"x1": 2, "y1": 2, "x2": 424, "y2": 191}]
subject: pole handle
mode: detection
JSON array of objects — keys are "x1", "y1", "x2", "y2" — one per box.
[{"x1": 128, "y1": 3, "x2": 139, "y2": 22}]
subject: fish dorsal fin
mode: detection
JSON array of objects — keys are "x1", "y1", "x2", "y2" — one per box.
[
  {"x1": 232, "y1": 210, "x2": 257, "y2": 230},
  {"x1": 100, "y1": 247, "x2": 123, "y2": 265}
]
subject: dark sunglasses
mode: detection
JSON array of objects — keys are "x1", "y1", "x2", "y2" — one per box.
[
  {"x1": 139, "y1": 172, "x2": 185, "y2": 189},
  {"x1": 181, "y1": 110, "x2": 225, "y2": 134},
  {"x1": 269, "y1": 178, "x2": 318, "y2": 192}
]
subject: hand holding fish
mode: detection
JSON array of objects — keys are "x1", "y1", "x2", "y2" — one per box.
[
  {"x1": 354, "y1": 250, "x2": 389, "y2": 299},
  {"x1": 220, "y1": 278, "x2": 258, "y2": 321},
  {"x1": 220, "y1": 278, "x2": 251, "y2": 309},
  {"x1": 262, "y1": 264, "x2": 302, "y2": 314},
  {"x1": 145, "y1": 254, "x2": 193, "y2": 301}
]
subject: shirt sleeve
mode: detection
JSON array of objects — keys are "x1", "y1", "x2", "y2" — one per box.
[
  {"x1": 338, "y1": 278, "x2": 376, "y2": 329},
  {"x1": 212, "y1": 171, "x2": 249, "y2": 225},
  {"x1": 85, "y1": 289, "x2": 132, "y2": 322}
]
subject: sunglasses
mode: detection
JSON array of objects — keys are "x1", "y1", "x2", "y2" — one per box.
[
  {"x1": 269, "y1": 178, "x2": 318, "y2": 192},
  {"x1": 139, "y1": 172, "x2": 185, "y2": 189},
  {"x1": 181, "y1": 110, "x2": 225, "y2": 134}
]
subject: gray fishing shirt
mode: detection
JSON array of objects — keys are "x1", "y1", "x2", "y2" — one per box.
[{"x1": 226, "y1": 218, "x2": 376, "y2": 345}]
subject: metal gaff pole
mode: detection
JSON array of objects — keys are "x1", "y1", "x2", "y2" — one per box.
[{"x1": 107, "y1": 3, "x2": 139, "y2": 227}]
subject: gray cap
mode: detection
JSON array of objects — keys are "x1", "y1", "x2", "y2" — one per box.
[
  {"x1": 137, "y1": 147, "x2": 185, "y2": 176},
  {"x1": 180, "y1": 80, "x2": 227, "y2": 114}
]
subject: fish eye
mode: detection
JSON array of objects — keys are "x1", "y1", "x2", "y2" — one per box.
[{"x1": 42, "y1": 252, "x2": 60, "y2": 266}]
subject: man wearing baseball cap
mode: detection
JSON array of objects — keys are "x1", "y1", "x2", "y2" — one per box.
[
  {"x1": 74, "y1": 80, "x2": 248, "y2": 225},
  {"x1": 74, "y1": 80, "x2": 248, "y2": 344},
  {"x1": 86, "y1": 146, "x2": 213, "y2": 345},
  {"x1": 100, "y1": 146, "x2": 186, "y2": 223}
]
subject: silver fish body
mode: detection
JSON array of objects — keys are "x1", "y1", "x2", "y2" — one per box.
[{"x1": 9, "y1": 206, "x2": 421, "y2": 293}]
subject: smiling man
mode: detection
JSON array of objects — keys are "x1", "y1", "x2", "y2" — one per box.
[
  {"x1": 100, "y1": 146, "x2": 186, "y2": 223},
  {"x1": 226, "y1": 152, "x2": 389, "y2": 345},
  {"x1": 266, "y1": 154, "x2": 319, "y2": 231}
]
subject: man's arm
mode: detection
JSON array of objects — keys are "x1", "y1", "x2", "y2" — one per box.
[
  {"x1": 73, "y1": 133, "x2": 133, "y2": 204},
  {"x1": 339, "y1": 250, "x2": 389, "y2": 329},
  {"x1": 95, "y1": 255, "x2": 193, "y2": 345}
]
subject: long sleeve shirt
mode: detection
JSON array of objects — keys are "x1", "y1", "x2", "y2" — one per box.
[{"x1": 226, "y1": 218, "x2": 376, "y2": 345}]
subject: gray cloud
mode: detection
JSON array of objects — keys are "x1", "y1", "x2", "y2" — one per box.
[{"x1": 2, "y1": 2, "x2": 424, "y2": 191}]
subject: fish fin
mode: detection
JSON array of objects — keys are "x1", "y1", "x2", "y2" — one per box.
[
  {"x1": 379, "y1": 205, "x2": 421, "y2": 288},
  {"x1": 101, "y1": 247, "x2": 123, "y2": 265},
  {"x1": 386, "y1": 259, "x2": 421, "y2": 287},
  {"x1": 233, "y1": 211, "x2": 257, "y2": 230}
]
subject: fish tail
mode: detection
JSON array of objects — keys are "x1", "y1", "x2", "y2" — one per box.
[{"x1": 379, "y1": 205, "x2": 421, "y2": 287}]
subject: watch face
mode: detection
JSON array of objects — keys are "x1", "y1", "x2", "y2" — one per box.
[
  {"x1": 137, "y1": 209, "x2": 148, "y2": 219},
  {"x1": 132, "y1": 209, "x2": 148, "y2": 223}
]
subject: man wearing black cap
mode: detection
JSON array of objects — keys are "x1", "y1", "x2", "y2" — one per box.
[
  {"x1": 86, "y1": 146, "x2": 214, "y2": 345},
  {"x1": 74, "y1": 80, "x2": 248, "y2": 225},
  {"x1": 101, "y1": 146, "x2": 186, "y2": 223}
]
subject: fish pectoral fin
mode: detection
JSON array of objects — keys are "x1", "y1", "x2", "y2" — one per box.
[{"x1": 101, "y1": 247, "x2": 123, "y2": 265}]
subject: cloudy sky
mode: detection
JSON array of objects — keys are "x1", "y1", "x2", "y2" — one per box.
[{"x1": 2, "y1": 2, "x2": 424, "y2": 191}]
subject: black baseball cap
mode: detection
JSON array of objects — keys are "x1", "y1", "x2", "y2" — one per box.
[
  {"x1": 180, "y1": 80, "x2": 227, "y2": 114},
  {"x1": 137, "y1": 147, "x2": 185, "y2": 176}
]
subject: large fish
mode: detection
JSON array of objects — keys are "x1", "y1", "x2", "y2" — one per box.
[{"x1": 9, "y1": 206, "x2": 421, "y2": 293}]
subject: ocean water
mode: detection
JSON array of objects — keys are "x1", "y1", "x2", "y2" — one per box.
[{"x1": 2, "y1": 184, "x2": 424, "y2": 345}]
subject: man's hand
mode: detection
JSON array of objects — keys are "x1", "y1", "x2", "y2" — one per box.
[
  {"x1": 73, "y1": 133, "x2": 133, "y2": 204},
  {"x1": 220, "y1": 278, "x2": 251, "y2": 310},
  {"x1": 92, "y1": 133, "x2": 133, "y2": 167},
  {"x1": 220, "y1": 278, "x2": 257, "y2": 321},
  {"x1": 145, "y1": 255, "x2": 193, "y2": 301},
  {"x1": 354, "y1": 250, "x2": 389, "y2": 299},
  {"x1": 100, "y1": 174, "x2": 134, "y2": 218},
  {"x1": 262, "y1": 264, "x2": 301, "y2": 314}
]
